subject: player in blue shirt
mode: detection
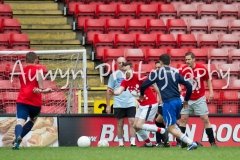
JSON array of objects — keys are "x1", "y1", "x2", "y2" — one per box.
[{"x1": 140, "y1": 53, "x2": 197, "y2": 151}]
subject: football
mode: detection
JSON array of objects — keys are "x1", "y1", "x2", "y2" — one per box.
[
  {"x1": 98, "y1": 140, "x2": 109, "y2": 147},
  {"x1": 77, "y1": 136, "x2": 91, "y2": 147}
]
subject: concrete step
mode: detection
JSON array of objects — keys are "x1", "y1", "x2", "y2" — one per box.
[
  {"x1": 30, "y1": 40, "x2": 81, "y2": 45},
  {"x1": 13, "y1": 10, "x2": 63, "y2": 15},
  {"x1": 21, "y1": 24, "x2": 72, "y2": 30},
  {"x1": 30, "y1": 45, "x2": 85, "y2": 51},
  {"x1": 14, "y1": 16, "x2": 67, "y2": 25},
  {"x1": 39, "y1": 52, "x2": 91, "y2": 60},
  {"x1": 22, "y1": 30, "x2": 76, "y2": 40},
  {"x1": 5, "y1": 1, "x2": 58, "y2": 10}
]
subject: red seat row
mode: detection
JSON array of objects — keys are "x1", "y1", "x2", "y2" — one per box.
[
  {"x1": 92, "y1": 33, "x2": 240, "y2": 59},
  {"x1": 0, "y1": 4, "x2": 12, "y2": 19},
  {"x1": 0, "y1": 33, "x2": 30, "y2": 49},
  {"x1": 0, "y1": 18, "x2": 21, "y2": 34}
]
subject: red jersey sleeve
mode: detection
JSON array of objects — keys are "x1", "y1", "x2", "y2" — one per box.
[{"x1": 120, "y1": 79, "x2": 128, "y2": 90}]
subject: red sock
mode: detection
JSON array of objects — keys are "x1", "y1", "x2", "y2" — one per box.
[
  {"x1": 157, "y1": 128, "x2": 161, "y2": 133},
  {"x1": 144, "y1": 138, "x2": 150, "y2": 143}
]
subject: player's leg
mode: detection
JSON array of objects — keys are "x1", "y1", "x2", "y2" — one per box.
[
  {"x1": 114, "y1": 108, "x2": 125, "y2": 147},
  {"x1": 21, "y1": 105, "x2": 41, "y2": 138},
  {"x1": 163, "y1": 99, "x2": 197, "y2": 151},
  {"x1": 194, "y1": 96, "x2": 217, "y2": 146},
  {"x1": 155, "y1": 113, "x2": 170, "y2": 147},
  {"x1": 126, "y1": 106, "x2": 136, "y2": 146},
  {"x1": 13, "y1": 103, "x2": 28, "y2": 150},
  {"x1": 155, "y1": 114, "x2": 164, "y2": 146}
]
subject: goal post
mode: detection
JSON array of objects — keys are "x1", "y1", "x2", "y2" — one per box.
[{"x1": 0, "y1": 49, "x2": 88, "y2": 114}]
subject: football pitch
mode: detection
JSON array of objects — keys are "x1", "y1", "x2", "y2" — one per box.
[{"x1": 0, "y1": 146, "x2": 239, "y2": 160}]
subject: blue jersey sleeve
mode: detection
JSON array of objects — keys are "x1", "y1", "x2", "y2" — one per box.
[
  {"x1": 178, "y1": 73, "x2": 192, "y2": 101},
  {"x1": 140, "y1": 71, "x2": 157, "y2": 96}
]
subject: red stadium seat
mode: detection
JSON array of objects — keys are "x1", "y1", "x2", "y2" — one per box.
[
  {"x1": 5, "y1": 104, "x2": 16, "y2": 114},
  {"x1": 218, "y1": 64, "x2": 240, "y2": 80},
  {"x1": 9, "y1": 34, "x2": 30, "y2": 49},
  {"x1": 88, "y1": 0, "x2": 105, "y2": 5},
  {"x1": 218, "y1": 4, "x2": 238, "y2": 20},
  {"x1": 0, "y1": 4, "x2": 12, "y2": 19},
  {"x1": 229, "y1": 79, "x2": 240, "y2": 89},
  {"x1": 134, "y1": 63, "x2": 155, "y2": 76},
  {"x1": 102, "y1": 48, "x2": 123, "y2": 62},
  {"x1": 207, "y1": 104, "x2": 218, "y2": 114},
  {"x1": 67, "y1": 1, "x2": 85, "y2": 16},
  {"x1": 198, "y1": 34, "x2": 218, "y2": 49},
  {"x1": 136, "y1": 4, "x2": 157, "y2": 19},
  {"x1": 0, "y1": 33, "x2": 9, "y2": 49},
  {"x1": 177, "y1": 4, "x2": 197, "y2": 23},
  {"x1": 124, "y1": 48, "x2": 145, "y2": 61},
  {"x1": 105, "y1": 19, "x2": 125, "y2": 35},
  {"x1": 146, "y1": 19, "x2": 165, "y2": 34},
  {"x1": 135, "y1": 34, "x2": 156, "y2": 51},
  {"x1": 169, "y1": 0, "x2": 186, "y2": 8},
  {"x1": 205, "y1": 90, "x2": 220, "y2": 103},
  {"x1": 116, "y1": 4, "x2": 136, "y2": 19},
  {"x1": 186, "y1": 0, "x2": 207, "y2": 8},
  {"x1": 158, "y1": 4, "x2": 177, "y2": 23},
  {"x1": 208, "y1": 19, "x2": 228, "y2": 37},
  {"x1": 96, "y1": 4, "x2": 116, "y2": 19},
  {"x1": 0, "y1": 18, "x2": 21, "y2": 34},
  {"x1": 208, "y1": 79, "x2": 228, "y2": 90},
  {"x1": 2, "y1": 92, "x2": 18, "y2": 106},
  {"x1": 166, "y1": 19, "x2": 187, "y2": 39},
  {"x1": 198, "y1": 4, "x2": 218, "y2": 22},
  {"x1": 114, "y1": 34, "x2": 135, "y2": 50},
  {"x1": 208, "y1": 48, "x2": 229, "y2": 64},
  {"x1": 187, "y1": 19, "x2": 208, "y2": 39},
  {"x1": 218, "y1": 34, "x2": 239, "y2": 50},
  {"x1": 43, "y1": 80, "x2": 58, "y2": 90},
  {"x1": 41, "y1": 106, "x2": 57, "y2": 114},
  {"x1": 103, "y1": 49, "x2": 123, "y2": 73},
  {"x1": 177, "y1": 34, "x2": 197, "y2": 49},
  {"x1": 228, "y1": 49, "x2": 240, "y2": 64},
  {"x1": 93, "y1": 34, "x2": 114, "y2": 59},
  {"x1": 220, "y1": 90, "x2": 239, "y2": 103},
  {"x1": 210, "y1": 0, "x2": 229, "y2": 8},
  {"x1": 107, "y1": 0, "x2": 126, "y2": 5},
  {"x1": 44, "y1": 92, "x2": 67, "y2": 113},
  {"x1": 167, "y1": 48, "x2": 187, "y2": 64},
  {"x1": 75, "y1": 4, "x2": 95, "y2": 29},
  {"x1": 84, "y1": 19, "x2": 105, "y2": 44},
  {"x1": 222, "y1": 104, "x2": 239, "y2": 114},
  {"x1": 145, "y1": 48, "x2": 165, "y2": 63},
  {"x1": 125, "y1": 19, "x2": 146, "y2": 34},
  {"x1": 229, "y1": 20, "x2": 240, "y2": 36},
  {"x1": 156, "y1": 34, "x2": 176, "y2": 51},
  {"x1": 188, "y1": 48, "x2": 208, "y2": 64},
  {"x1": 0, "y1": 80, "x2": 19, "y2": 92}
]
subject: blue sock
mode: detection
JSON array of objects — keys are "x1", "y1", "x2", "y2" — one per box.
[
  {"x1": 21, "y1": 121, "x2": 34, "y2": 138},
  {"x1": 15, "y1": 124, "x2": 23, "y2": 139}
]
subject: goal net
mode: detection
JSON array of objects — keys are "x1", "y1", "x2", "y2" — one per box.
[{"x1": 0, "y1": 49, "x2": 88, "y2": 114}]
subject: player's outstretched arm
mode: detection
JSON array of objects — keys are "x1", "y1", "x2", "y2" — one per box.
[
  {"x1": 113, "y1": 86, "x2": 125, "y2": 96},
  {"x1": 140, "y1": 72, "x2": 157, "y2": 96},
  {"x1": 178, "y1": 73, "x2": 192, "y2": 108}
]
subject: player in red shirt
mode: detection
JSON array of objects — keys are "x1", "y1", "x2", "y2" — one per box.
[
  {"x1": 109, "y1": 61, "x2": 169, "y2": 147},
  {"x1": 179, "y1": 52, "x2": 217, "y2": 147},
  {"x1": 12, "y1": 52, "x2": 53, "y2": 150}
]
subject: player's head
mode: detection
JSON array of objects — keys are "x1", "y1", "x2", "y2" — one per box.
[
  {"x1": 159, "y1": 53, "x2": 171, "y2": 66},
  {"x1": 26, "y1": 52, "x2": 38, "y2": 64},
  {"x1": 185, "y1": 52, "x2": 195, "y2": 68},
  {"x1": 155, "y1": 61, "x2": 161, "y2": 69},
  {"x1": 116, "y1": 57, "x2": 126, "y2": 71},
  {"x1": 122, "y1": 61, "x2": 133, "y2": 79}
]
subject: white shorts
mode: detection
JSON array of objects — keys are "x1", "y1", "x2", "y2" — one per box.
[{"x1": 135, "y1": 103, "x2": 158, "y2": 122}]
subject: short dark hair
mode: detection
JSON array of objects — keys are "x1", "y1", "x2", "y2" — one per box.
[
  {"x1": 159, "y1": 53, "x2": 171, "y2": 65},
  {"x1": 26, "y1": 52, "x2": 37, "y2": 63},
  {"x1": 155, "y1": 61, "x2": 160, "y2": 64},
  {"x1": 123, "y1": 61, "x2": 133, "y2": 68},
  {"x1": 185, "y1": 52, "x2": 195, "y2": 59}
]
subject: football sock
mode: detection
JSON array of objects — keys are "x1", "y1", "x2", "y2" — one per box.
[
  {"x1": 179, "y1": 126, "x2": 186, "y2": 134},
  {"x1": 137, "y1": 130, "x2": 148, "y2": 140},
  {"x1": 176, "y1": 124, "x2": 181, "y2": 143},
  {"x1": 180, "y1": 134, "x2": 193, "y2": 145},
  {"x1": 145, "y1": 138, "x2": 152, "y2": 146},
  {"x1": 130, "y1": 137, "x2": 136, "y2": 145},
  {"x1": 15, "y1": 124, "x2": 23, "y2": 139},
  {"x1": 205, "y1": 128, "x2": 215, "y2": 144},
  {"x1": 155, "y1": 121, "x2": 165, "y2": 143},
  {"x1": 21, "y1": 121, "x2": 34, "y2": 138},
  {"x1": 118, "y1": 138, "x2": 124, "y2": 146},
  {"x1": 142, "y1": 124, "x2": 165, "y2": 134}
]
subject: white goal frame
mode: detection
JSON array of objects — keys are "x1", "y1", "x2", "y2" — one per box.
[{"x1": 0, "y1": 49, "x2": 88, "y2": 114}]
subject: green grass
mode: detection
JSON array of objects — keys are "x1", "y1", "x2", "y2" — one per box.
[{"x1": 0, "y1": 146, "x2": 240, "y2": 160}]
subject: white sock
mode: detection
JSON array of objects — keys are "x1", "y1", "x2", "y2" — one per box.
[
  {"x1": 180, "y1": 134, "x2": 193, "y2": 145},
  {"x1": 146, "y1": 142, "x2": 152, "y2": 146},
  {"x1": 130, "y1": 137, "x2": 136, "y2": 145},
  {"x1": 142, "y1": 124, "x2": 165, "y2": 134},
  {"x1": 137, "y1": 130, "x2": 148, "y2": 140},
  {"x1": 118, "y1": 138, "x2": 124, "y2": 146}
]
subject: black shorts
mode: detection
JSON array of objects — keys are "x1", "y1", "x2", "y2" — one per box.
[{"x1": 114, "y1": 107, "x2": 136, "y2": 119}]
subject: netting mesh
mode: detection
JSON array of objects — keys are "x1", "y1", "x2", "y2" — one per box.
[{"x1": 0, "y1": 50, "x2": 86, "y2": 114}]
